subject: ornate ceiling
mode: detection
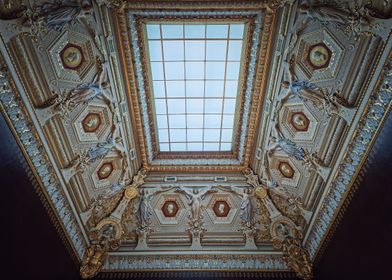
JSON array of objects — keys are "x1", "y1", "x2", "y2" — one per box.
[{"x1": 0, "y1": 0, "x2": 391, "y2": 279}]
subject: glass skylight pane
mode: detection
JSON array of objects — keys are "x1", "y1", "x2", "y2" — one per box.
[
  {"x1": 187, "y1": 99, "x2": 204, "y2": 114},
  {"x1": 154, "y1": 99, "x2": 167, "y2": 114},
  {"x1": 166, "y1": 81, "x2": 185, "y2": 98},
  {"x1": 162, "y1": 25, "x2": 183, "y2": 38},
  {"x1": 165, "y1": 62, "x2": 184, "y2": 80},
  {"x1": 157, "y1": 115, "x2": 168, "y2": 128},
  {"x1": 225, "y1": 81, "x2": 238, "y2": 97},
  {"x1": 146, "y1": 24, "x2": 161, "y2": 39},
  {"x1": 223, "y1": 99, "x2": 236, "y2": 114},
  {"x1": 187, "y1": 115, "x2": 203, "y2": 128},
  {"x1": 220, "y1": 142, "x2": 232, "y2": 151},
  {"x1": 205, "y1": 81, "x2": 224, "y2": 97},
  {"x1": 163, "y1": 41, "x2": 184, "y2": 61},
  {"x1": 222, "y1": 114, "x2": 234, "y2": 128},
  {"x1": 167, "y1": 99, "x2": 185, "y2": 114},
  {"x1": 160, "y1": 143, "x2": 170, "y2": 151},
  {"x1": 151, "y1": 62, "x2": 164, "y2": 80},
  {"x1": 206, "y1": 41, "x2": 227, "y2": 61},
  {"x1": 229, "y1": 24, "x2": 244, "y2": 39},
  {"x1": 204, "y1": 115, "x2": 221, "y2": 128},
  {"x1": 206, "y1": 24, "x2": 228, "y2": 38},
  {"x1": 227, "y1": 41, "x2": 242, "y2": 61},
  {"x1": 206, "y1": 62, "x2": 225, "y2": 79},
  {"x1": 171, "y1": 143, "x2": 187, "y2": 151},
  {"x1": 148, "y1": 41, "x2": 162, "y2": 61},
  {"x1": 221, "y1": 129, "x2": 233, "y2": 142},
  {"x1": 158, "y1": 129, "x2": 169, "y2": 142},
  {"x1": 204, "y1": 142, "x2": 220, "y2": 151},
  {"x1": 152, "y1": 81, "x2": 165, "y2": 98},
  {"x1": 205, "y1": 99, "x2": 222, "y2": 114},
  {"x1": 186, "y1": 81, "x2": 204, "y2": 97},
  {"x1": 185, "y1": 25, "x2": 205, "y2": 38},
  {"x1": 187, "y1": 129, "x2": 203, "y2": 141},
  {"x1": 204, "y1": 129, "x2": 220, "y2": 141},
  {"x1": 146, "y1": 22, "x2": 246, "y2": 152},
  {"x1": 186, "y1": 62, "x2": 204, "y2": 79},
  {"x1": 185, "y1": 41, "x2": 205, "y2": 60},
  {"x1": 226, "y1": 62, "x2": 241, "y2": 80},
  {"x1": 170, "y1": 129, "x2": 186, "y2": 142},
  {"x1": 169, "y1": 115, "x2": 186, "y2": 128},
  {"x1": 188, "y1": 143, "x2": 203, "y2": 151}
]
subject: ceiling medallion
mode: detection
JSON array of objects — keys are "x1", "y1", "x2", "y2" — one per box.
[
  {"x1": 307, "y1": 42, "x2": 332, "y2": 70},
  {"x1": 161, "y1": 200, "x2": 179, "y2": 218},
  {"x1": 60, "y1": 43, "x2": 84, "y2": 70},
  {"x1": 290, "y1": 112, "x2": 310, "y2": 132},
  {"x1": 97, "y1": 162, "x2": 113, "y2": 180},
  {"x1": 124, "y1": 186, "x2": 139, "y2": 200},
  {"x1": 278, "y1": 161, "x2": 295, "y2": 178},
  {"x1": 82, "y1": 112, "x2": 102, "y2": 133},
  {"x1": 213, "y1": 200, "x2": 230, "y2": 217},
  {"x1": 255, "y1": 187, "x2": 267, "y2": 199}
]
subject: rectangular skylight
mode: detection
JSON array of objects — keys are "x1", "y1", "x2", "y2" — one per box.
[{"x1": 146, "y1": 23, "x2": 245, "y2": 152}]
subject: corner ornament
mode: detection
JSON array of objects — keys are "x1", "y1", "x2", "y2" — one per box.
[
  {"x1": 79, "y1": 168, "x2": 147, "y2": 278},
  {"x1": 243, "y1": 167, "x2": 313, "y2": 280}
]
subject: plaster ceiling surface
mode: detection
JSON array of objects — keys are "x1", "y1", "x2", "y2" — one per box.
[{"x1": 0, "y1": 0, "x2": 391, "y2": 279}]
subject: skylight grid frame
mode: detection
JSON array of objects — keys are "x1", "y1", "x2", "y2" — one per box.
[
  {"x1": 126, "y1": 9, "x2": 265, "y2": 169},
  {"x1": 146, "y1": 23, "x2": 244, "y2": 152}
]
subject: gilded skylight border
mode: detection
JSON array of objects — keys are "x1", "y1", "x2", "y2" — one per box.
[{"x1": 127, "y1": 10, "x2": 263, "y2": 167}]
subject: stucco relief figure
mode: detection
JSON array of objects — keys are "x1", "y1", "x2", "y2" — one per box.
[
  {"x1": 299, "y1": 2, "x2": 392, "y2": 40},
  {"x1": 39, "y1": 0, "x2": 93, "y2": 32},
  {"x1": 137, "y1": 189, "x2": 154, "y2": 229},
  {"x1": 36, "y1": 59, "x2": 113, "y2": 125},
  {"x1": 216, "y1": 185, "x2": 255, "y2": 227},
  {"x1": 60, "y1": 123, "x2": 125, "y2": 183},
  {"x1": 262, "y1": 155, "x2": 313, "y2": 224},
  {"x1": 175, "y1": 187, "x2": 217, "y2": 221},
  {"x1": 69, "y1": 60, "x2": 112, "y2": 104},
  {"x1": 0, "y1": 1, "x2": 93, "y2": 42},
  {"x1": 277, "y1": 57, "x2": 355, "y2": 122},
  {"x1": 137, "y1": 186, "x2": 176, "y2": 229},
  {"x1": 267, "y1": 122, "x2": 330, "y2": 181}
]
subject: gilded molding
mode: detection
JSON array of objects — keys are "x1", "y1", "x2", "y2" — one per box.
[
  {"x1": 0, "y1": 58, "x2": 87, "y2": 260},
  {"x1": 305, "y1": 55, "x2": 392, "y2": 259},
  {"x1": 115, "y1": 4, "x2": 276, "y2": 172}
]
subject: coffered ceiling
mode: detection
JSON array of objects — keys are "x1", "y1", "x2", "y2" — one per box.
[{"x1": 0, "y1": 0, "x2": 391, "y2": 279}]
